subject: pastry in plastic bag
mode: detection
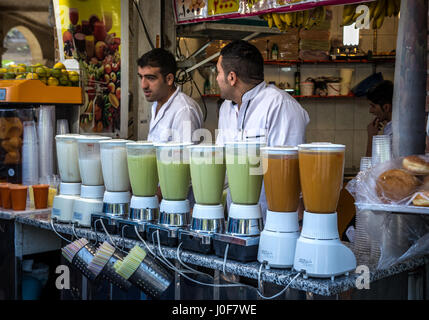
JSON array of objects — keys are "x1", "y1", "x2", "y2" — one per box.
[
  {"x1": 402, "y1": 155, "x2": 429, "y2": 175},
  {"x1": 412, "y1": 191, "x2": 429, "y2": 206},
  {"x1": 376, "y1": 169, "x2": 421, "y2": 203}
]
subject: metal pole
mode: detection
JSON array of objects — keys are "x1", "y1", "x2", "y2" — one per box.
[{"x1": 392, "y1": 0, "x2": 428, "y2": 157}]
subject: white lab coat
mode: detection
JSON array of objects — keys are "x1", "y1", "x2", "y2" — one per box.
[
  {"x1": 147, "y1": 87, "x2": 204, "y2": 143},
  {"x1": 216, "y1": 81, "x2": 310, "y2": 222}
]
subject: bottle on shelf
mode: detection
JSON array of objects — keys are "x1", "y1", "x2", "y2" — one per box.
[
  {"x1": 271, "y1": 43, "x2": 279, "y2": 60},
  {"x1": 294, "y1": 71, "x2": 300, "y2": 96}
]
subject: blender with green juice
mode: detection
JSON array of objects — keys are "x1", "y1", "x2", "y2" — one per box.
[
  {"x1": 178, "y1": 144, "x2": 226, "y2": 254},
  {"x1": 213, "y1": 141, "x2": 265, "y2": 262},
  {"x1": 146, "y1": 142, "x2": 193, "y2": 246},
  {"x1": 114, "y1": 142, "x2": 160, "y2": 240}
]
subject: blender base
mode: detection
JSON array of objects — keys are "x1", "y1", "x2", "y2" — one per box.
[
  {"x1": 146, "y1": 223, "x2": 188, "y2": 247},
  {"x1": 178, "y1": 229, "x2": 214, "y2": 254},
  {"x1": 91, "y1": 213, "x2": 118, "y2": 235},
  {"x1": 213, "y1": 233, "x2": 260, "y2": 263},
  {"x1": 116, "y1": 218, "x2": 147, "y2": 241},
  {"x1": 257, "y1": 229, "x2": 299, "y2": 268}
]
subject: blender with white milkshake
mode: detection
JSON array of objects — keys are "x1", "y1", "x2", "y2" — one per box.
[
  {"x1": 52, "y1": 134, "x2": 83, "y2": 223},
  {"x1": 94, "y1": 139, "x2": 131, "y2": 233},
  {"x1": 72, "y1": 135, "x2": 111, "y2": 227}
]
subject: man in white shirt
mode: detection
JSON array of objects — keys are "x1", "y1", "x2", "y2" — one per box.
[
  {"x1": 215, "y1": 40, "x2": 310, "y2": 220},
  {"x1": 137, "y1": 48, "x2": 203, "y2": 143},
  {"x1": 366, "y1": 80, "x2": 393, "y2": 156}
]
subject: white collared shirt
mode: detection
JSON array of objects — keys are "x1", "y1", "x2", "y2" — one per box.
[
  {"x1": 216, "y1": 81, "x2": 310, "y2": 222},
  {"x1": 148, "y1": 87, "x2": 204, "y2": 143}
]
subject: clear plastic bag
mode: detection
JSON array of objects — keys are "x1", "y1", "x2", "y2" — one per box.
[{"x1": 347, "y1": 155, "x2": 429, "y2": 269}]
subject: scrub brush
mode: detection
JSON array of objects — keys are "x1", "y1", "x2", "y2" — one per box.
[{"x1": 61, "y1": 238, "x2": 98, "y2": 281}]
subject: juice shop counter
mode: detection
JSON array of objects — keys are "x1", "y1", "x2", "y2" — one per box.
[{"x1": 1, "y1": 208, "x2": 428, "y2": 300}]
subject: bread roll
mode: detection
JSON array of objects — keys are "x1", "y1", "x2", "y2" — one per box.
[
  {"x1": 412, "y1": 192, "x2": 429, "y2": 207},
  {"x1": 402, "y1": 155, "x2": 429, "y2": 174},
  {"x1": 376, "y1": 169, "x2": 421, "y2": 203}
]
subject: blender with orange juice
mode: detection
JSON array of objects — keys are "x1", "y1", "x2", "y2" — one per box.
[
  {"x1": 257, "y1": 146, "x2": 301, "y2": 268},
  {"x1": 293, "y1": 143, "x2": 356, "y2": 279}
]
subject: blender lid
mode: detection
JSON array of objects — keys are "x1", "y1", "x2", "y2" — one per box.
[
  {"x1": 99, "y1": 139, "x2": 130, "y2": 146},
  {"x1": 154, "y1": 142, "x2": 194, "y2": 148},
  {"x1": 126, "y1": 141, "x2": 155, "y2": 148},
  {"x1": 298, "y1": 142, "x2": 345, "y2": 150},
  {"x1": 261, "y1": 146, "x2": 298, "y2": 154},
  {"x1": 55, "y1": 134, "x2": 83, "y2": 141},
  {"x1": 77, "y1": 135, "x2": 112, "y2": 143}
]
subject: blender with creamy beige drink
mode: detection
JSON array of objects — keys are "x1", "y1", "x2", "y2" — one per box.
[
  {"x1": 71, "y1": 135, "x2": 111, "y2": 228},
  {"x1": 257, "y1": 146, "x2": 301, "y2": 268},
  {"x1": 293, "y1": 143, "x2": 356, "y2": 279},
  {"x1": 178, "y1": 144, "x2": 226, "y2": 254},
  {"x1": 92, "y1": 139, "x2": 131, "y2": 233},
  {"x1": 114, "y1": 141, "x2": 160, "y2": 240},
  {"x1": 213, "y1": 141, "x2": 265, "y2": 262},
  {"x1": 145, "y1": 142, "x2": 192, "y2": 247},
  {"x1": 52, "y1": 134, "x2": 83, "y2": 223}
]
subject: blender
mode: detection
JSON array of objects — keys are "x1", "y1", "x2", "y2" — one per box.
[
  {"x1": 257, "y1": 146, "x2": 301, "y2": 269},
  {"x1": 178, "y1": 144, "x2": 226, "y2": 254},
  {"x1": 72, "y1": 135, "x2": 111, "y2": 228},
  {"x1": 93, "y1": 139, "x2": 131, "y2": 234},
  {"x1": 213, "y1": 141, "x2": 265, "y2": 262},
  {"x1": 293, "y1": 143, "x2": 356, "y2": 280},
  {"x1": 116, "y1": 141, "x2": 160, "y2": 240},
  {"x1": 146, "y1": 142, "x2": 192, "y2": 247},
  {"x1": 52, "y1": 134, "x2": 82, "y2": 223}
]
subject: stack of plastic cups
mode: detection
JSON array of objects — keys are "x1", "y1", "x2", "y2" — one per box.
[
  {"x1": 37, "y1": 106, "x2": 55, "y2": 180},
  {"x1": 359, "y1": 157, "x2": 372, "y2": 172},
  {"x1": 371, "y1": 135, "x2": 392, "y2": 167},
  {"x1": 22, "y1": 121, "x2": 39, "y2": 186},
  {"x1": 56, "y1": 119, "x2": 70, "y2": 135}
]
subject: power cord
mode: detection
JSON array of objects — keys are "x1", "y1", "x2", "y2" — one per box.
[{"x1": 133, "y1": 0, "x2": 155, "y2": 50}]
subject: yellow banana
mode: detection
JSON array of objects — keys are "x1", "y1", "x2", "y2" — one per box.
[
  {"x1": 387, "y1": 0, "x2": 395, "y2": 17},
  {"x1": 266, "y1": 13, "x2": 273, "y2": 28},
  {"x1": 342, "y1": 9, "x2": 355, "y2": 26},
  {"x1": 296, "y1": 10, "x2": 303, "y2": 27},
  {"x1": 279, "y1": 12, "x2": 288, "y2": 23},
  {"x1": 272, "y1": 13, "x2": 285, "y2": 31},
  {"x1": 373, "y1": 0, "x2": 386, "y2": 20},
  {"x1": 373, "y1": 9, "x2": 385, "y2": 29},
  {"x1": 319, "y1": 6, "x2": 326, "y2": 23},
  {"x1": 369, "y1": 1, "x2": 377, "y2": 20},
  {"x1": 393, "y1": 0, "x2": 400, "y2": 16},
  {"x1": 284, "y1": 12, "x2": 294, "y2": 26},
  {"x1": 343, "y1": 4, "x2": 356, "y2": 18},
  {"x1": 291, "y1": 11, "x2": 297, "y2": 28}
]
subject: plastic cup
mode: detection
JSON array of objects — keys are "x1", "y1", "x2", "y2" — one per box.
[
  {"x1": 32, "y1": 184, "x2": 49, "y2": 209},
  {"x1": 10, "y1": 185, "x2": 28, "y2": 211},
  {"x1": 371, "y1": 135, "x2": 392, "y2": 166},
  {"x1": 359, "y1": 157, "x2": 372, "y2": 172},
  {"x1": 0, "y1": 183, "x2": 11, "y2": 209}
]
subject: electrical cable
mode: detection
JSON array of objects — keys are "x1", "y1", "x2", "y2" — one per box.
[
  {"x1": 133, "y1": 0, "x2": 155, "y2": 50},
  {"x1": 50, "y1": 219, "x2": 72, "y2": 243}
]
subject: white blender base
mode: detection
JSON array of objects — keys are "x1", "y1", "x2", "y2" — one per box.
[
  {"x1": 257, "y1": 210, "x2": 300, "y2": 268},
  {"x1": 258, "y1": 229, "x2": 299, "y2": 268},
  {"x1": 293, "y1": 211, "x2": 356, "y2": 279},
  {"x1": 293, "y1": 236, "x2": 356, "y2": 279}
]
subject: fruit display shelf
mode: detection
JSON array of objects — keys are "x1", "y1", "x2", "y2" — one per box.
[{"x1": 0, "y1": 79, "x2": 83, "y2": 105}]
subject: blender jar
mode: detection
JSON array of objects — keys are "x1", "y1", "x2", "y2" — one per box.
[
  {"x1": 55, "y1": 134, "x2": 82, "y2": 183},
  {"x1": 262, "y1": 146, "x2": 300, "y2": 212},
  {"x1": 298, "y1": 143, "x2": 345, "y2": 213},
  {"x1": 188, "y1": 144, "x2": 225, "y2": 205},
  {"x1": 155, "y1": 142, "x2": 192, "y2": 201},
  {"x1": 126, "y1": 141, "x2": 158, "y2": 197},
  {"x1": 99, "y1": 139, "x2": 131, "y2": 192},
  {"x1": 77, "y1": 136, "x2": 111, "y2": 186},
  {"x1": 225, "y1": 141, "x2": 265, "y2": 205}
]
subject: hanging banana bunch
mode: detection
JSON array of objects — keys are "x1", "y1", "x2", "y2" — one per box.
[
  {"x1": 341, "y1": 0, "x2": 400, "y2": 30},
  {"x1": 261, "y1": 6, "x2": 326, "y2": 32}
]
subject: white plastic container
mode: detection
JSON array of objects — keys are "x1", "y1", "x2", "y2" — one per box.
[
  {"x1": 52, "y1": 194, "x2": 80, "y2": 222},
  {"x1": 100, "y1": 139, "x2": 131, "y2": 192},
  {"x1": 77, "y1": 136, "x2": 111, "y2": 186},
  {"x1": 327, "y1": 82, "x2": 341, "y2": 96},
  {"x1": 300, "y1": 82, "x2": 314, "y2": 96},
  {"x1": 72, "y1": 198, "x2": 103, "y2": 227},
  {"x1": 55, "y1": 134, "x2": 82, "y2": 183}
]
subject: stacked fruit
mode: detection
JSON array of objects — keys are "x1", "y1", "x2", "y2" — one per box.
[
  {"x1": 261, "y1": 6, "x2": 326, "y2": 31},
  {"x1": 342, "y1": 0, "x2": 400, "y2": 29},
  {"x1": 0, "y1": 62, "x2": 80, "y2": 87}
]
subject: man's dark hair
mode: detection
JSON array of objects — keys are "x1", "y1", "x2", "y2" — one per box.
[
  {"x1": 366, "y1": 80, "x2": 394, "y2": 106},
  {"x1": 137, "y1": 48, "x2": 177, "y2": 79},
  {"x1": 220, "y1": 40, "x2": 264, "y2": 85}
]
